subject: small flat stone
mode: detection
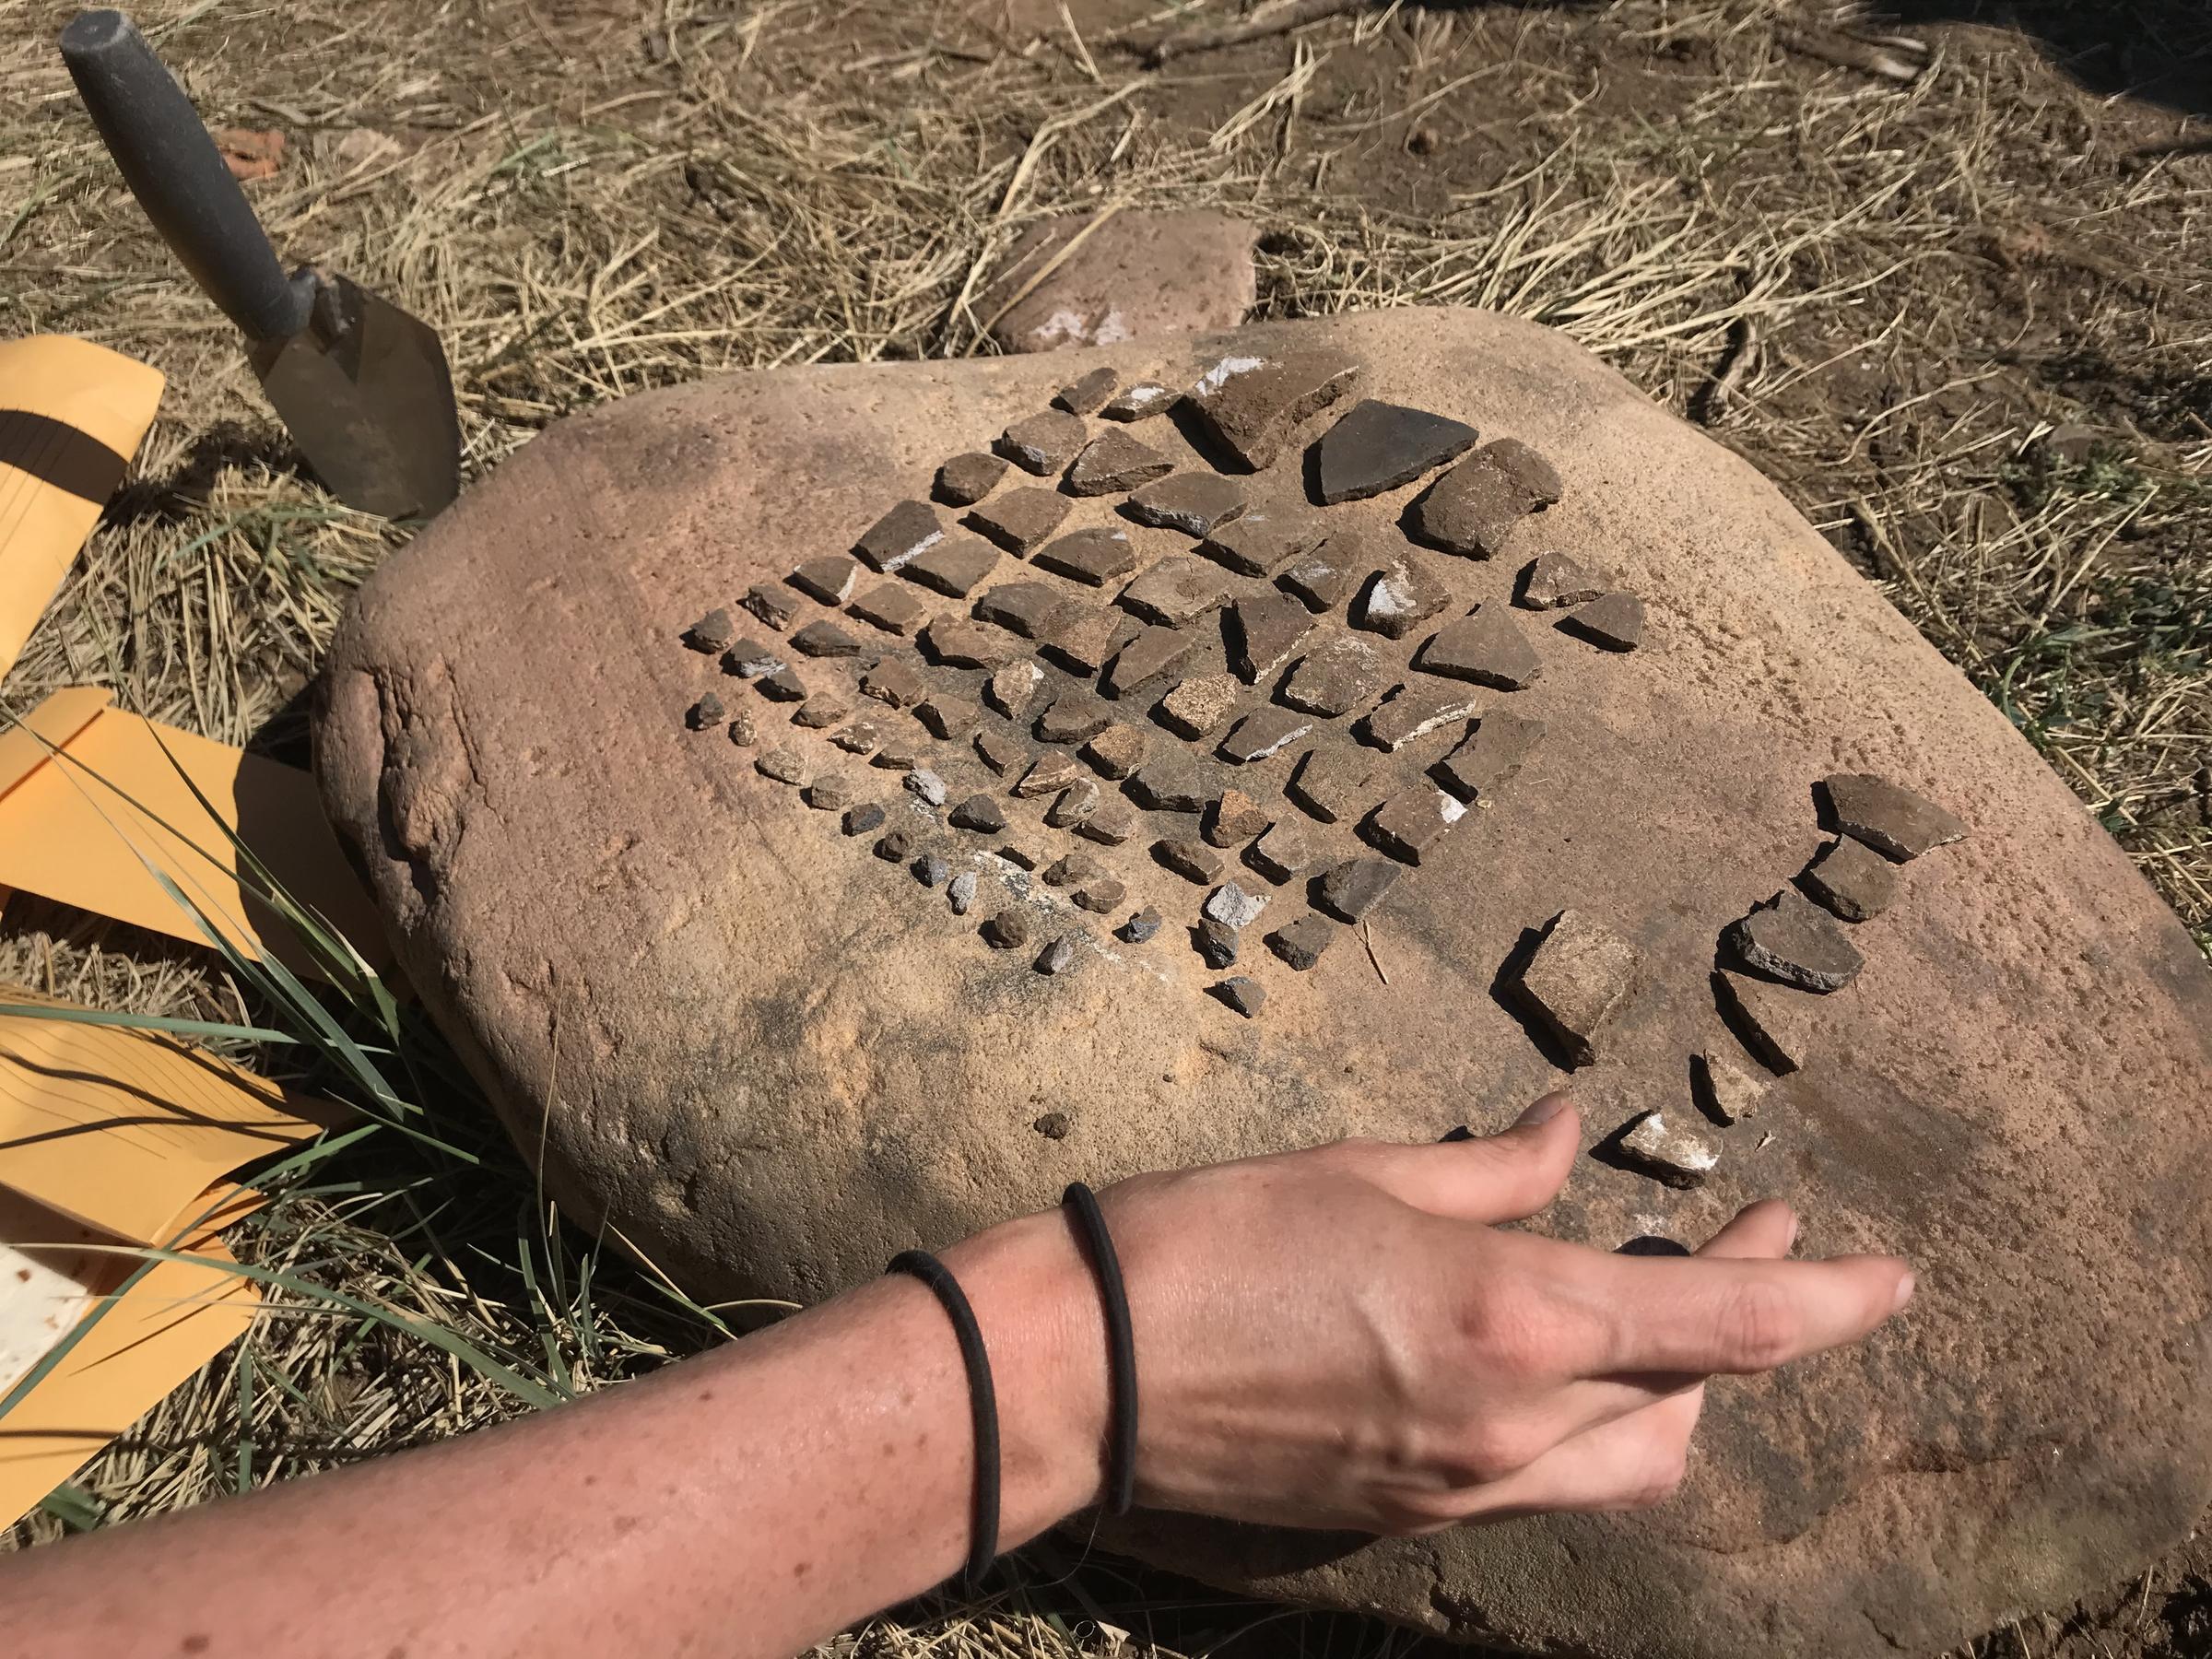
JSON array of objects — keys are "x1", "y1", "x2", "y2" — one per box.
[
  {"x1": 685, "y1": 607, "x2": 737, "y2": 653},
  {"x1": 947, "y1": 870, "x2": 980, "y2": 915},
  {"x1": 1127, "y1": 755, "x2": 1209, "y2": 814},
  {"x1": 1513, "y1": 909, "x2": 1637, "y2": 1067},
  {"x1": 908, "y1": 853, "x2": 949, "y2": 888},
  {"x1": 1729, "y1": 889, "x2": 1865, "y2": 993},
  {"x1": 741, "y1": 582, "x2": 805, "y2": 632},
  {"x1": 1802, "y1": 837, "x2": 1899, "y2": 922},
  {"x1": 1074, "y1": 798, "x2": 1137, "y2": 845},
  {"x1": 983, "y1": 660, "x2": 1046, "y2": 720},
  {"x1": 921, "y1": 618, "x2": 1018, "y2": 672},
  {"x1": 975, "y1": 583, "x2": 1076, "y2": 641},
  {"x1": 967, "y1": 488, "x2": 1071, "y2": 555},
  {"x1": 950, "y1": 794, "x2": 1008, "y2": 834},
  {"x1": 1033, "y1": 526, "x2": 1143, "y2": 586},
  {"x1": 982, "y1": 910, "x2": 1030, "y2": 949},
  {"x1": 1101, "y1": 382, "x2": 1173, "y2": 421},
  {"x1": 935, "y1": 452, "x2": 1009, "y2": 506},
  {"x1": 720, "y1": 637, "x2": 785, "y2": 678},
  {"x1": 904, "y1": 769, "x2": 949, "y2": 807},
  {"x1": 791, "y1": 696, "x2": 849, "y2": 730},
  {"x1": 1266, "y1": 912, "x2": 1336, "y2": 970},
  {"x1": 848, "y1": 583, "x2": 931, "y2": 637},
  {"x1": 1562, "y1": 593, "x2": 1645, "y2": 653},
  {"x1": 1419, "y1": 606, "x2": 1542, "y2": 689},
  {"x1": 1517, "y1": 551, "x2": 1605, "y2": 609},
  {"x1": 1315, "y1": 856, "x2": 1400, "y2": 923},
  {"x1": 1125, "y1": 473, "x2": 1247, "y2": 536},
  {"x1": 1156, "y1": 838, "x2": 1224, "y2": 884},
  {"x1": 725, "y1": 712, "x2": 757, "y2": 747},
  {"x1": 1214, "y1": 976, "x2": 1265, "y2": 1018},
  {"x1": 1044, "y1": 852, "x2": 1104, "y2": 888},
  {"x1": 872, "y1": 743, "x2": 920, "y2": 771},
  {"x1": 842, "y1": 802, "x2": 887, "y2": 836},
  {"x1": 756, "y1": 747, "x2": 807, "y2": 785},
  {"x1": 1365, "y1": 788, "x2": 1467, "y2": 865},
  {"x1": 1035, "y1": 693, "x2": 1112, "y2": 745},
  {"x1": 1101, "y1": 626, "x2": 1193, "y2": 700},
  {"x1": 1195, "y1": 915, "x2": 1240, "y2": 968},
  {"x1": 1014, "y1": 753, "x2": 1083, "y2": 798},
  {"x1": 1159, "y1": 673, "x2": 1242, "y2": 740},
  {"x1": 1247, "y1": 821, "x2": 1317, "y2": 883},
  {"x1": 998, "y1": 408, "x2": 1088, "y2": 475},
  {"x1": 1204, "y1": 881, "x2": 1268, "y2": 930},
  {"x1": 1436, "y1": 710, "x2": 1545, "y2": 802},
  {"x1": 1312, "y1": 399, "x2": 1479, "y2": 504},
  {"x1": 1280, "y1": 634, "x2": 1388, "y2": 717},
  {"x1": 1082, "y1": 723, "x2": 1149, "y2": 779},
  {"x1": 1203, "y1": 787, "x2": 1272, "y2": 848},
  {"x1": 1185, "y1": 349, "x2": 1362, "y2": 471},
  {"x1": 854, "y1": 500, "x2": 947, "y2": 572},
  {"x1": 1363, "y1": 687, "x2": 1481, "y2": 752},
  {"x1": 1053, "y1": 365, "x2": 1120, "y2": 416},
  {"x1": 830, "y1": 721, "x2": 881, "y2": 755},
  {"x1": 1219, "y1": 706, "x2": 1314, "y2": 765},
  {"x1": 999, "y1": 845, "x2": 1043, "y2": 871},
  {"x1": 1823, "y1": 773, "x2": 1969, "y2": 861},
  {"x1": 1066, "y1": 429, "x2": 1173, "y2": 496},
  {"x1": 687, "y1": 692, "x2": 726, "y2": 731},
  {"x1": 1277, "y1": 546, "x2": 1359, "y2": 613},
  {"x1": 973, "y1": 726, "x2": 1029, "y2": 776},
  {"x1": 1036, "y1": 933, "x2": 1084, "y2": 975},
  {"x1": 756, "y1": 666, "x2": 808, "y2": 702},
  {"x1": 791, "y1": 555, "x2": 862, "y2": 606},
  {"x1": 1045, "y1": 779, "x2": 1100, "y2": 827},
  {"x1": 1288, "y1": 745, "x2": 1382, "y2": 823},
  {"x1": 1228, "y1": 593, "x2": 1317, "y2": 685},
  {"x1": 1618, "y1": 1111, "x2": 1720, "y2": 1190},
  {"x1": 875, "y1": 827, "x2": 915, "y2": 863},
  {"x1": 1354, "y1": 553, "x2": 1452, "y2": 640},
  {"x1": 904, "y1": 535, "x2": 1001, "y2": 599},
  {"x1": 1205, "y1": 519, "x2": 1323, "y2": 593},
  {"x1": 791, "y1": 618, "x2": 864, "y2": 658},
  {"x1": 914, "y1": 692, "x2": 982, "y2": 739},
  {"x1": 861, "y1": 660, "x2": 927, "y2": 708},
  {"x1": 1120, "y1": 556, "x2": 1231, "y2": 628},
  {"x1": 1715, "y1": 968, "x2": 1814, "y2": 1074},
  {"x1": 1697, "y1": 1052, "x2": 1771, "y2": 1125},
  {"x1": 1044, "y1": 606, "x2": 1137, "y2": 678},
  {"x1": 1117, "y1": 907, "x2": 1164, "y2": 944},
  {"x1": 1407, "y1": 439, "x2": 1560, "y2": 558},
  {"x1": 1072, "y1": 877, "x2": 1125, "y2": 914}
]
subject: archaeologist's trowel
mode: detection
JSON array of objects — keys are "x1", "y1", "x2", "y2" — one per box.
[{"x1": 60, "y1": 9, "x2": 461, "y2": 520}]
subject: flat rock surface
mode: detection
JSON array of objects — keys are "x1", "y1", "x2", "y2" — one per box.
[
  {"x1": 318, "y1": 309, "x2": 2212, "y2": 1659},
  {"x1": 983, "y1": 208, "x2": 1258, "y2": 354}
]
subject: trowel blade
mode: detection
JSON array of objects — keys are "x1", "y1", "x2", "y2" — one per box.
[{"x1": 249, "y1": 271, "x2": 461, "y2": 521}]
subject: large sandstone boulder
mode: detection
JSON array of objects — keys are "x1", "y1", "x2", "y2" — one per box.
[{"x1": 313, "y1": 308, "x2": 2212, "y2": 1659}]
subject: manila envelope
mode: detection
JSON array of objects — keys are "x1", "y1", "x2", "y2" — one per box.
[
  {"x1": 0, "y1": 687, "x2": 391, "y2": 981},
  {"x1": 0, "y1": 336, "x2": 166, "y2": 680}
]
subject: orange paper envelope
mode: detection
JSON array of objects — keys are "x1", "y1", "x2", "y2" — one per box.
[
  {"x1": 0, "y1": 336, "x2": 166, "y2": 680},
  {"x1": 0, "y1": 688, "x2": 391, "y2": 980}
]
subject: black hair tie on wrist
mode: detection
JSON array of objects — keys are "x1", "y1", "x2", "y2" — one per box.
[
  {"x1": 888, "y1": 1249, "x2": 1000, "y2": 1592},
  {"x1": 1061, "y1": 1181, "x2": 1138, "y2": 1516}
]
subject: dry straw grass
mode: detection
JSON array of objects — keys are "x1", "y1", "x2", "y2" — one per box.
[{"x1": 0, "y1": 0, "x2": 2207, "y2": 1653}]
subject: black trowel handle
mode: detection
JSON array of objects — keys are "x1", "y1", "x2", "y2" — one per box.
[{"x1": 61, "y1": 9, "x2": 314, "y2": 342}]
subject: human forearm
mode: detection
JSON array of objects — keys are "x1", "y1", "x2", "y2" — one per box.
[{"x1": 4, "y1": 1207, "x2": 1110, "y2": 1659}]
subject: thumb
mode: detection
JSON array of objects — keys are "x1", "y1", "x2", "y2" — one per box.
[{"x1": 1358, "y1": 1094, "x2": 1581, "y2": 1224}]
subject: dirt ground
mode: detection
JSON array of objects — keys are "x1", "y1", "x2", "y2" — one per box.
[{"x1": 1, "y1": 1, "x2": 2207, "y2": 1654}]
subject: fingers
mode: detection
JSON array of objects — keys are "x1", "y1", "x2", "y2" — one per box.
[
  {"x1": 1443, "y1": 1391, "x2": 1705, "y2": 1525},
  {"x1": 1695, "y1": 1198, "x2": 1795, "y2": 1262},
  {"x1": 1347, "y1": 1095, "x2": 1581, "y2": 1225},
  {"x1": 1594, "y1": 1248, "x2": 1914, "y2": 1377}
]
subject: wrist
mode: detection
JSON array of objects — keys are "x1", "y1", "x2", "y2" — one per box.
[{"x1": 939, "y1": 1206, "x2": 1111, "y2": 1540}]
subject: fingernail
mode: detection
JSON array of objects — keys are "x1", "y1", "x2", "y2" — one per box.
[
  {"x1": 1891, "y1": 1271, "x2": 1916, "y2": 1312},
  {"x1": 1438, "y1": 1124, "x2": 1476, "y2": 1143},
  {"x1": 1516, "y1": 1093, "x2": 1570, "y2": 1126}
]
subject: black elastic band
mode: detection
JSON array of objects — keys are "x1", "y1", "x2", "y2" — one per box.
[
  {"x1": 887, "y1": 1249, "x2": 1000, "y2": 1592},
  {"x1": 1061, "y1": 1182, "x2": 1137, "y2": 1515}
]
